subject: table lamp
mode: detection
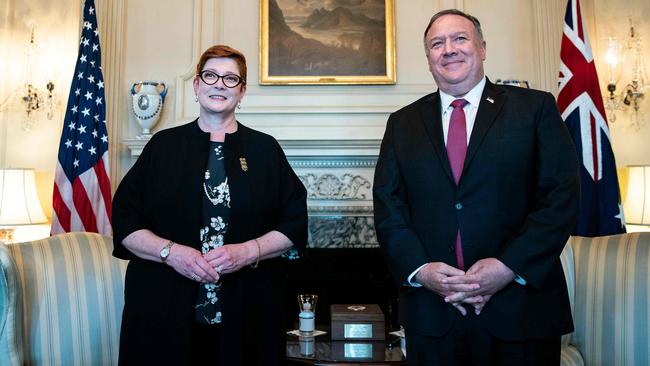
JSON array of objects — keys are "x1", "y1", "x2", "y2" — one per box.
[
  {"x1": 623, "y1": 165, "x2": 650, "y2": 232},
  {"x1": 0, "y1": 168, "x2": 48, "y2": 243}
]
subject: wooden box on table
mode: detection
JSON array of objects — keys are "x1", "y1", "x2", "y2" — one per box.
[{"x1": 330, "y1": 304, "x2": 385, "y2": 341}]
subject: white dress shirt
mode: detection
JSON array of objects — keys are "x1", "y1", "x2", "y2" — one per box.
[{"x1": 439, "y1": 76, "x2": 486, "y2": 145}]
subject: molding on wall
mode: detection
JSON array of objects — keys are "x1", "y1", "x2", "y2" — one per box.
[
  {"x1": 174, "y1": 0, "x2": 226, "y2": 124},
  {"x1": 531, "y1": 0, "x2": 564, "y2": 94},
  {"x1": 583, "y1": 0, "x2": 598, "y2": 58},
  {"x1": 0, "y1": 0, "x2": 14, "y2": 167},
  {"x1": 191, "y1": 87, "x2": 434, "y2": 119},
  {"x1": 308, "y1": 205, "x2": 374, "y2": 214},
  {"x1": 238, "y1": 85, "x2": 433, "y2": 115},
  {"x1": 175, "y1": 0, "x2": 203, "y2": 124},
  {"x1": 281, "y1": 138, "x2": 381, "y2": 150},
  {"x1": 97, "y1": 0, "x2": 127, "y2": 191},
  {"x1": 211, "y1": 0, "x2": 225, "y2": 45},
  {"x1": 124, "y1": 138, "x2": 382, "y2": 159},
  {"x1": 122, "y1": 139, "x2": 146, "y2": 157},
  {"x1": 201, "y1": 0, "x2": 220, "y2": 48},
  {"x1": 435, "y1": 0, "x2": 465, "y2": 11},
  {"x1": 179, "y1": 83, "x2": 435, "y2": 120},
  {"x1": 290, "y1": 157, "x2": 377, "y2": 169},
  {"x1": 282, "y1": 139, "x2": 381, "y2": 157}
]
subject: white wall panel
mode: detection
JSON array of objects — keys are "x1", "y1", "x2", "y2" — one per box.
[{"x1": 3, "y1": 0, "x2": 650, "y2": 193}]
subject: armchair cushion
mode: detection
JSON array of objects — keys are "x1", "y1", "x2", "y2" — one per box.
[
  {"x1": 560, "y1": 344, "x2": 585, "y2": 366},
  {"x1": 0, "y1": 239, "x2": 21, "y2": 365},
  {"x1": 560, "y1": 241, "x2": 576, "y2": 347},
  {"x1": 0, "y1": 232, "x2": 127, "y2": 366},
  {"x1": 569, "y1": 232, "x2": 650, "y2": 366}
]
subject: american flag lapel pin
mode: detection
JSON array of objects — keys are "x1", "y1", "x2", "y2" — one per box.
[
  {"x1": 486, "y1": 97, "x2": 495, "y2": 104},
  {"x1": 239, "y1": 157, "x2": 248, "y2": 172}
]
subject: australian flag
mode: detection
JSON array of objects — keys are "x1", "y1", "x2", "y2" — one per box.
[
  {"x1": 51, "y1": 0, "x2": 112, "y2": 235},
  {"x1": 557, "y1": 0, "x2": 625, "y2": 236}
]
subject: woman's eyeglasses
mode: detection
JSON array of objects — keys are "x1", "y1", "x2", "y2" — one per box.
[{"x1": 199, "y1": 70, "x2": 245, "y2": 88}]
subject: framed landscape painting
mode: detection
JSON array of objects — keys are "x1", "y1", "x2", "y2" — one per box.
[{"x1": 260, "y1": 0, "x2": 396, "y2": 85}]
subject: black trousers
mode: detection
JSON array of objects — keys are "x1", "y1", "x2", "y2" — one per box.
[
  {"x1": 405, "y1": 310, "x2": 560, "y2": 366},
  {"x1": 190, "y1": 321, "x2": 222, "y2": 365}
]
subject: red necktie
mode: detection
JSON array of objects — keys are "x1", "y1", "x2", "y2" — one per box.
[{"x1": 447, "y1": 99, "x2": 468, "y2": 270}]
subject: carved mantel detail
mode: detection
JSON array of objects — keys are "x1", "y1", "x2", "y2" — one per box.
[{"x1": 299, "y1": 173, "x2": 371, "y2": 200}]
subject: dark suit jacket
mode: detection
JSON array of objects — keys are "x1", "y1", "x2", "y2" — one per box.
[
  {"x1": 373, "y1": 80, "x2": 579, "y2": 341},
  {"x1": 112, "y1": 121, "x2": 308, "y2": 365}
]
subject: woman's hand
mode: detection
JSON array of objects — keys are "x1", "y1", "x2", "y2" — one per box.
[
  {"x1": 166, "y1": 244, "x2": 220, "y2": 283},
  {"x1": 204, "y1": 241, "x2": 257, "y2": 275}
]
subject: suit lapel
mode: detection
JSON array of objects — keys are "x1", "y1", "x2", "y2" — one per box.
[
  {"x1": 464, "y1": 81, "x2": 506, "y2": 173},
  {"x1": 420, "y1": 92, "x2": 454, "y2": 183}
]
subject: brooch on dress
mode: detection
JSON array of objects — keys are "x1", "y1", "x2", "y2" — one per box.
[{"x1": 239, "y1": 157, "x2": 248, "y2": 172}]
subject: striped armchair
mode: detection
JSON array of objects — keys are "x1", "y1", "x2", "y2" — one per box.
[
  {"x1": 560, "y1": 232, "x2": 650, "y2": 366},
  {"x1": 0, "y1": 232, "x2": 127, "y2": 365}
]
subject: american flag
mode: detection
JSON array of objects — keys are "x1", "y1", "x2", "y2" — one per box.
[
  {"x1": 51, "y1": 0, "x2": 112, "y2": 235},
  {"x1": 557, "y1": 0, "x2": 625, "y2": 236}
]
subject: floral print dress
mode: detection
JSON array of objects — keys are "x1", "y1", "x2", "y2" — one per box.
[{"x1": 195, "y1": 141, "x2": 229, "y2": 325}]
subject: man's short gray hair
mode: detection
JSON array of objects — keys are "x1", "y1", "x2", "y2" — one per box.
[{"x1": 423, "y1": 9, "x2": 484, "y2": 50}]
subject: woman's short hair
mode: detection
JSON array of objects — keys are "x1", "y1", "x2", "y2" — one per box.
[{"x1": 196, "y1": 45, "x2": 247, "y2": 84}]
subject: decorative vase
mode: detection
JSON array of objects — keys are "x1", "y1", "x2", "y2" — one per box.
[{"x1": 130, "y1": 81, "x2": 167, "y2": 139}]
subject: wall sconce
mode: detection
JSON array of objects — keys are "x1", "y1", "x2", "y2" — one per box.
[
  {"x1": 0, "y1": 169, "x2": 48, "y2": 243},
  {"x1": 0, "y1": 24, "x2": 56, "y2": 132},
  {"x1": 603, "y1": 22, "x2": 649, "y2": 129}
]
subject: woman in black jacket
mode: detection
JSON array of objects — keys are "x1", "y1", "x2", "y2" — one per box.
[{"x1": 112, "y1": 45, "x2": 308, "y2": 366}]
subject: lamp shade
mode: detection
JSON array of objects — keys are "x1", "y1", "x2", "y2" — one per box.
[
  {"x1": 623, "y1": 165, "x2": 650, "y2": 225},
  {"x1": 0, "y1": 169, "x2": 48, "y2": 225}
]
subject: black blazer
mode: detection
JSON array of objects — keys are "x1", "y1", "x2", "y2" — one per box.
[
  {"x1": 113, "y1": 121, "x2": 308, "y2": 365},
  {"x1": 373, "y1": 80, "x2": 579, "y2": 341}
]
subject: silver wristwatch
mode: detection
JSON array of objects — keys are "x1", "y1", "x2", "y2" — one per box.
[{"x1": 160, "y1": 240, "x2": 175, "y2": 262}]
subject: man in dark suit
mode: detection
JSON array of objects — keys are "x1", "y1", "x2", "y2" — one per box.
[{"x1": 373, "y1": 9, "x2": 579, "y2": 365}]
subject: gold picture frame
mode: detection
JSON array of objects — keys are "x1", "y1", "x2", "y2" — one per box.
[{"x1": 260, "y1": 0, "x2": 396, "y2": 85}]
